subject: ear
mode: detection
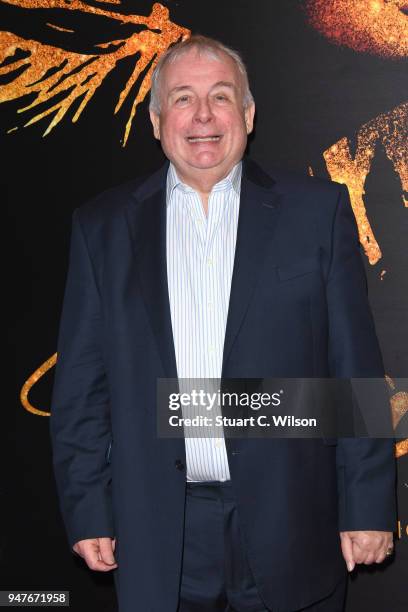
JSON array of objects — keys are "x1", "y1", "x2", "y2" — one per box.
[
  {"x1": 149, "y1": 110, "x2": 161, "y2": 140},
  {"x1": 244, "y1": 102, "x2": 255, "y2": 135}
]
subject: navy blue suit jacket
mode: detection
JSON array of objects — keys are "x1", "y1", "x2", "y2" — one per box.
[{"x1": 50, "y1": 158, "x2": 396, "y2": 612}]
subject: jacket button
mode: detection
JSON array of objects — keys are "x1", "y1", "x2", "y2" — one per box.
[{"x1": 175, "y1": 459, "x2": 185, "y2": 471}]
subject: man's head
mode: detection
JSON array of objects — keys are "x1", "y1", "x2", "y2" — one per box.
[{"x1": 149, "y1": 35, "x2": 255, "y2": 189}]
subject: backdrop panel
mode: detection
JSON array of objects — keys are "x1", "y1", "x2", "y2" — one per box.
[{"x1": 3, "y1": 1, "x2": 407, "y2": 610}]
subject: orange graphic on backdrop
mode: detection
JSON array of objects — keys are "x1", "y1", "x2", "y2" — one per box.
[
  {"x1": 0, "y1": 1, "x2": 190, "y2": 145},
  {"x1": 323, "y1": 102, "x2": 407, "y2": 265},
  {"x1": 304, "y1": 0, "x2": 408, "y2": 59}
]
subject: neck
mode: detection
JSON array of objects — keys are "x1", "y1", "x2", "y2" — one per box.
[
  {"x1": 175, "y1": 164, "x2": 235, "y2": 196},
  {"x1": 175, "y1": 165, "x2": 237, "y2": 216},
  {"x1": 183, "y1": 175, "x2": 218, "y2": 217}
]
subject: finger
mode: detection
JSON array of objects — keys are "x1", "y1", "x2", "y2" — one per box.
[
  {"x1": 81, "y1": 540, "x2": 101, "y2": 568},
  {"x1": 375, "y1": 551, "x2": 387, "y2": 563},
  {"x1": 375, "y1": 542, "x2": 394, "y2": 564},
  {"x1": 72, "y1": 543, "x2": 81, "y2": 557},
  {"x1": 351, "y1": 541, "x2": 365, "y2": 565},
  {"x1": 362, "y1": 553, "x2": 376, "y2": 565},
  {"x1": 356, "y1": 537, "x2": 390, "y2": 561},
  {"x1": 74, "y1": 539, "x2": 98, "y2": 559},
  {"x1": 385, "y1": 538, "x2": 394, "y2": 553},
  {"x1": 82, "y1": 540, "x2": 117, "y2": 572},
  {"x1": 85, "y1": 557, "x2": 118, "y2": 572},
  {"x1": 98, "y1": 537, "x2": 117, "y2": 566},
  {"x1": 340, "y1": 533, "x2": 355, "y2": 572}
]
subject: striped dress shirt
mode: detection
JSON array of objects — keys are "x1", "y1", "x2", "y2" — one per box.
[{"x1": 166, "y1": 161, "x2": 242, "y2": 482}]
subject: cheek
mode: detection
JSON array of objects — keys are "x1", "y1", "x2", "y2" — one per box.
[
  {"x1": 161, "y1": 115, "x2": 185, "y2": 140},
  {"x1": 221, "y1": 112, "x2": 246, "y2": 133}
]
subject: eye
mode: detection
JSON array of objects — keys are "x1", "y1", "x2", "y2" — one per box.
[{"x1": 175, "y1": 95, "x2": 190, "y2": 105}]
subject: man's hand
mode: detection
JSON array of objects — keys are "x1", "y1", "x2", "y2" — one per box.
[
  {"x1": 72, "y1": 537, "x2": 118, "y2": 572},
  {"x1": 340, "y1": 531, "x2": 393, "y2": 572}
]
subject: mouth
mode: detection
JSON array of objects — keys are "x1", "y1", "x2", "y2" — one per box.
[{"x1": 186, "y1": 135, "x2": 222, "y2": 143}]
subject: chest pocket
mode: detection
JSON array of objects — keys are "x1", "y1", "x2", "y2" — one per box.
[{"x1": 277, "y1": 256, "x2": 320, "y2": 282}]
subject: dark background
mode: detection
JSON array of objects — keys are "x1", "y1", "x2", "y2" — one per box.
[{"x1": 3, "y1": 1, "x2": 407, "y2": 610}]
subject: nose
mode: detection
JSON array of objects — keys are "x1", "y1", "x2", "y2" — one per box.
[{"x1": 193, "y1": 98, "x2": 213, "y2": 124}]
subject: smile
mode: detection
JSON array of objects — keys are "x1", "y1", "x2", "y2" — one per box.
[{"x1": 187, "y1": 136, "x2": 222, "y2": 143}]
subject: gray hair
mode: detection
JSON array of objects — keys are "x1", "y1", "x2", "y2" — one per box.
[{"x1": 149, "y1": 34, "x2": 254, "y2": 115}]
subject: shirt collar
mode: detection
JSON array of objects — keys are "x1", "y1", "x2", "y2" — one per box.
[{"x1": 166, "y1": 161, "x2": 242, "y2": 206}]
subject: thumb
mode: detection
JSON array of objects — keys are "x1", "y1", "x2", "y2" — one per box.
[
  {"x1": 98, "y1": 537, "x2": 116, "y2": 565},
  {"x1": 340, "y1": 532, "x2": 355, "y2": 572}
]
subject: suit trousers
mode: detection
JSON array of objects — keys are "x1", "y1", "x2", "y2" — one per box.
[{"x1": 177, "y1": 481, "x2": 346, "y2": 612}]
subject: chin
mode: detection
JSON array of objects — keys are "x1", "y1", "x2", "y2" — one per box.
[{"x1": 188, "y1": 155, "x2": 226, "y2": 170}]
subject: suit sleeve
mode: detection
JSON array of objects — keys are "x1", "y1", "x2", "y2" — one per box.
[
  {"x1": 50, "y1": 209, "x2": 114, "y2": 550},
  {"x1": 326, "y1": 185, "x2": 397, "y2": 532}
]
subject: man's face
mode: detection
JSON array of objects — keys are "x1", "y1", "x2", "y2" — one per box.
[{"x1": 150, "y1": 49, "x2": 255, "y2": 185}]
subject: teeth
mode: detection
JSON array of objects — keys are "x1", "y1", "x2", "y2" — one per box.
[{"x1": 188, "y1": 136, "x2": 220, "y2": 143}]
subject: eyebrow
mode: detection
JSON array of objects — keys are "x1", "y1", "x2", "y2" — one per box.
[
  {"x1": 168, "y1": 81, "x2": 237, "y2": 96},
  {"x1": 211, "y1": 81, "x2": 236, "y2": 90}
]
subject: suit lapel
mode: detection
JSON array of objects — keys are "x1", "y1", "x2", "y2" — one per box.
[
  {"x1": 222, "y1": 158, "x2": 283, "y2": 375},
  {"x1": 125, "y1": 162, "x2": 178, "y2": 379},
  {"x1": 124, "y1": 158, "x2": 283, "y2": 380}
]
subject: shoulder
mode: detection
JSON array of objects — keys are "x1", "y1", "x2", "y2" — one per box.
[
  {"x1": 75, "y1": 160, "x2": 168, "y2": 227},
  {"x1": 245, "y1": 158, "x2": 347, "y2": 229},
  {"x1": 245, "y1": 156, "x2": 342, "y2": 197},
  {"x1": 76, "y1": 175, "x2": 147, "y2": 228},
  {"x1": 244, "y1": 159, "x2": 352, "y2": 251},
  {"x1": 265, "y1": 163, "x2": 344, "y2": 200}
]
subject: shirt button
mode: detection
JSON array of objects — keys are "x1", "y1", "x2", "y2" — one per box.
[
  {"x1": 207, "y1": 301, "x2": 213, "y2": 310},
  {"x1": 207, "y1": 258, "x2": 213, "y2": 266}
]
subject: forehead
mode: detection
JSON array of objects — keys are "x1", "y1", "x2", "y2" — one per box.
[{"x1": 161, "y1": 48, "x2": 241, "y2": 91}]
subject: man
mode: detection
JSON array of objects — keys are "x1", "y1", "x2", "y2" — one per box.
[{"x1": 50, "y1": 36, "x2": 396, "y2": 612}]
